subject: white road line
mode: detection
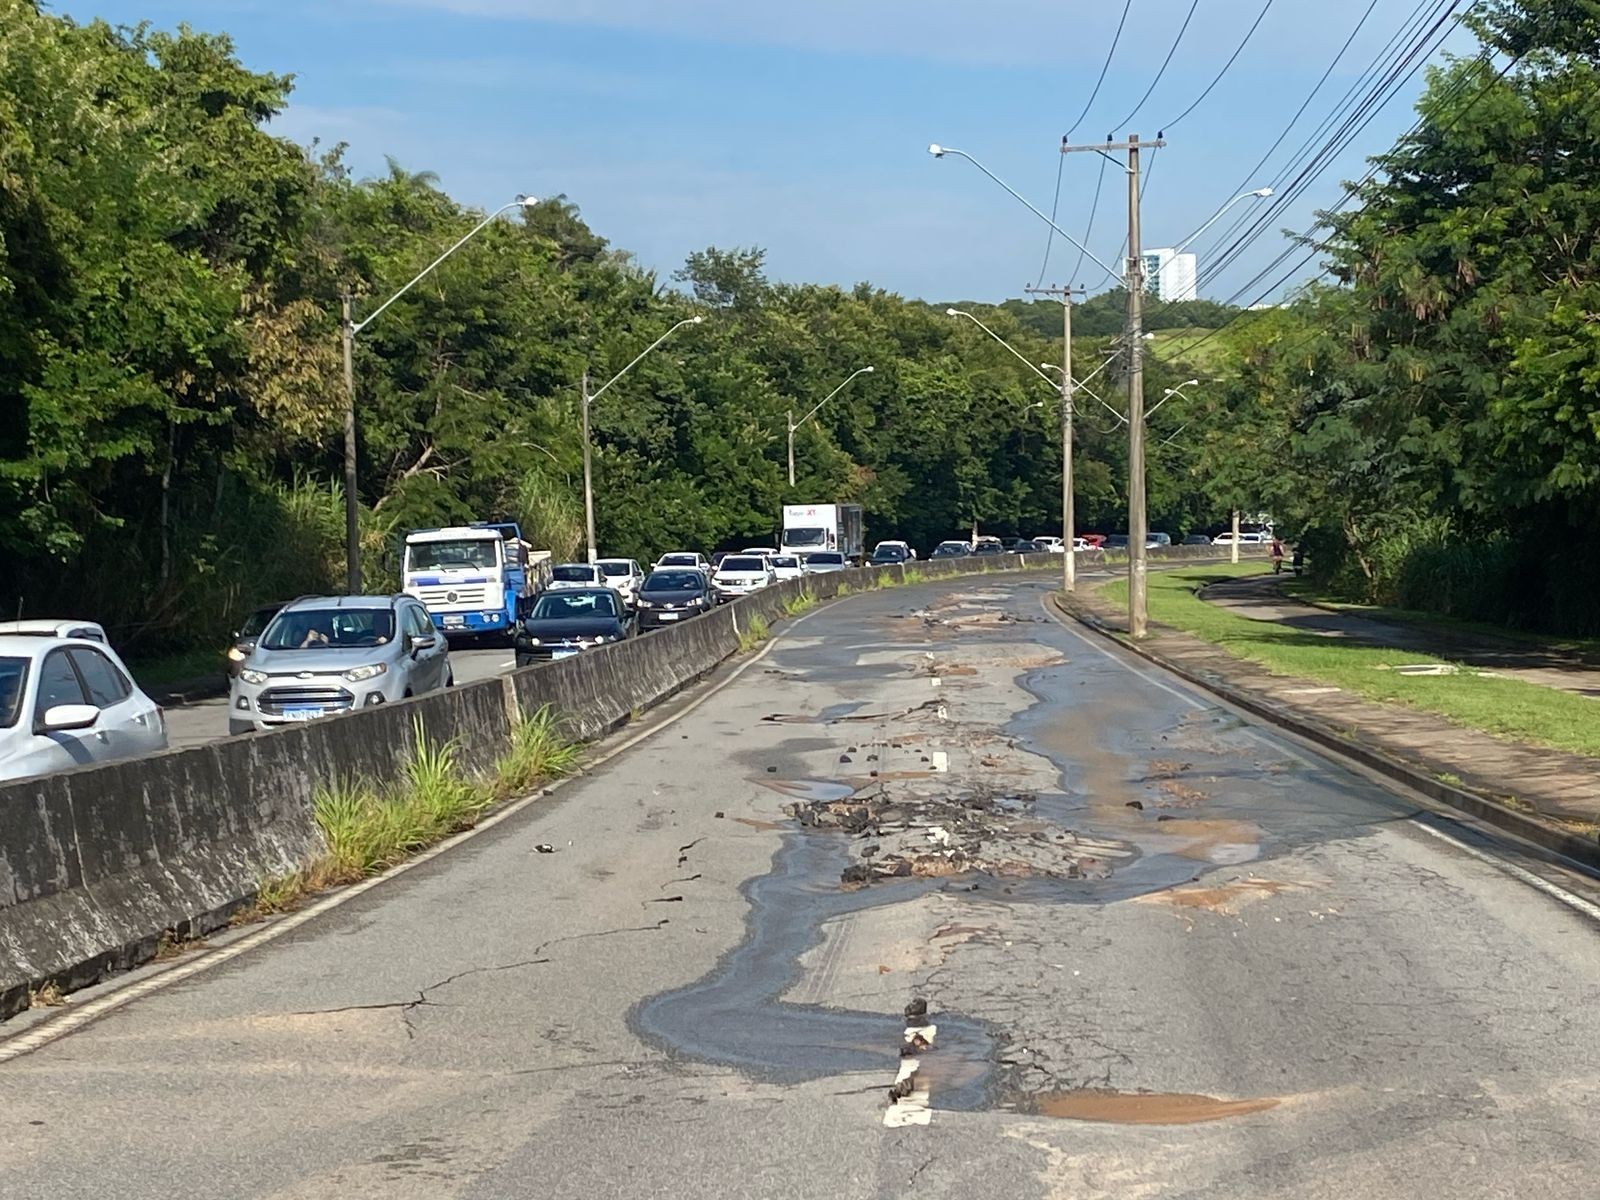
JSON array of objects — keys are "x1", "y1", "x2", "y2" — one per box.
[
  {"x1": 1038, "y1": 594, "x2": 1205, "y2": 709},
  {"x1": 1407, "y1": 820, "x2": 1600, "y2": 925}
]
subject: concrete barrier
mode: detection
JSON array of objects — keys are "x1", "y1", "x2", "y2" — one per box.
[{"x1": 0, "y1": 554, "x2": 1046, "y2": 1019}]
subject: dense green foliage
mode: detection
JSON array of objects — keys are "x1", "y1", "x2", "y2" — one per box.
[
  {"x1": 0, "y1": 1, "x2": 1227, "y2": 653},
  {"x1": 1195, "y1": 0, "x2": 1600, "y2": 635}
]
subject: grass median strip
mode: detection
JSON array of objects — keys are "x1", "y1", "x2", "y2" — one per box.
[
  {"x1": 245, "y1": 707, "x2": 580, "y2": 917},
  {"x1": 1104, "y1": 565, "x2": 1600, "y2": 758}
]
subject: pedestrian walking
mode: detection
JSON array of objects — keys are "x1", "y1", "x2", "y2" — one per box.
[{"x1": 1270, "y1": 536, "x2": 1285, "y2": 574}]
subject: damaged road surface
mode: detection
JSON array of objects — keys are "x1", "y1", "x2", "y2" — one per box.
[{"x1": 5, "y1": 574, "x2": 1600, "y2": 1198}]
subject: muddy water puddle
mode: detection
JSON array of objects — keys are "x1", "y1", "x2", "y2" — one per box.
[{"x1": 1028, "y1": 1089, "x2": 1282, "y2": 1125}]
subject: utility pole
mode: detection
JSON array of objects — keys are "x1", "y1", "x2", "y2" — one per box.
[
  {"x1": 340, "y1": 289, "x2": 360, "y2": 594},
  {"x1": 1062, "y1": 132, "x2": 1163, "y2": 637},
  {"x1": 1024, "y1": 283, "x2": 1086, "y2": 593},
  {"x1": 787, "y1": 410, "x2": 796, "y2": 488},
  {"x1": 580, "y1": 372, "x2": 597, "y2": 565}
]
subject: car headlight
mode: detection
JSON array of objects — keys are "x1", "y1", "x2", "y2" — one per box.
[
  {"x1": 526, "y1": 637, "x2": 542, "y2": 646},
  {"x1": 226, "y1": 647, "x2": 245, "y2": 662},
  {"x1": 343, "y1": 663, "x2": 388, "y2": 682},
  {"x1": 637, "y1": 598, "x2": 654, "y2": 609},
  {"x1": 238, "y1": 668, "x2": 268, "y2": 685}
]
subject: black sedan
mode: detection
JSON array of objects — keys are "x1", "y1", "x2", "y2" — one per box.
[
  {"x1": 514, "y1": 588, "x2": 636, "y2": 666},
  {"x1": 869, "y1": 544, "x2": 911, "y2": 566},
  {"x1": 635, "y1": 569, "x2": 715, "y2": 631}
]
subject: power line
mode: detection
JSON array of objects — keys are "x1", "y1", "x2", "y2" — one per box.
[
  {"x1": 1109, "y1": 0, "x2": 1202, "y2": 131},
  {"x1": 1065, "y1": 0, "x2": 1137, "y2": 138},
  {"x1": 1161, "y1": 0, "x2": 1276, "y2": 130},
  {"x1": 1033, "y1": 155, "x2": 1068, "y2": 286},
  {"x1": 1065, "y1": 153, "x2": 1109, "y2": 286}
]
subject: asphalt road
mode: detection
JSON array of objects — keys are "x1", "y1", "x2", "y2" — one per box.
[
  {"x1": 163, "y1": 646, "x2": 511, "y2": 750},
  {"x1": 7, "y1": 571, "x2": 1600, "y2": 1198}
]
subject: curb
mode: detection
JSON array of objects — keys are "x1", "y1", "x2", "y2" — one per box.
[
  {"x1": 146, "y1": 676, "x2": 228, "y2": 707},
  {"x1": 1048, "y1": 592, "x2": 1600, "y2": 875}
]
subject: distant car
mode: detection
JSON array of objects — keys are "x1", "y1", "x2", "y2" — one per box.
[
  {"x1": 655, "y1": 552, "x2": 711, "y2": 578},
  {"x1": 710, "y1": 551, "x2": 736, "y2": 569},
  {"x1": 0, "y1": 634, "x2": 168, "y2": 782},
  {"x1": 873, "y1": 540, "x2": 916, "y2": 561},
  {"x1": 1147, "y1": 532, "x2": 1172, "y2": 548},
  {"x1": 0, "y1": 619, "x2": 110, "y2": 644},
  {"x1": 1073, "y1": 537, "x2": 1092, "y2": 552},
  {"x1": 635, "y1": 570, "x2": 715, "y2": 631},
  {"x1": 999, "y1": 537, "x2": 1025, "y2": 552},
  {"x1": 802, "y1": 551, "x2": 849, "y2": 574},
  {"x1": 870, "y1": 543, "x2": 912, "y2": 565},
  {"x1": 1183, "y1": 534, "x2": 1212, "y2": 545},
  {"x1": 225, "y1": 601, "x2": 293, "y2": 680},
  {"x1": 972, "y1": 541, "x2": 1007, "y2": 556},
  {"x1": 1031, "y1": 536, "x2": 1065, "y2": 553},
  {"x1": 931, "y1": 541, "x2": 971, "y2": 559},
  {"x1": 1104, "y1": 534, "x2": 1130, "y2": 550},
  {"x1": 548, "y1": 562, "x2": 606, "y2": 590},
  {"x1": 1014, "y1": 539, "x2": 1043, "y2": 553},
  {"x1": 1213, "y1": 531, "x2": 1266, "y2": 546},
  {"x1": 514, "y1": 588, "x2": 635, "y2": 665},
  {"x1": 1080, "y1": 534, "x2": 1108, "y2": 549},
  {"x1": 768, "y1": 554, "x2": 805, "y2": 582},
  {"x1": 712, "y1": 554, "x2": 776, "y2": 601},
  {"x1": 596, "y1": 558, "x2": 646, "y2": 607},
  {"x1": 742, "y1": 546, "x2": 779, "y2": 557},
  {"x1": 229, "y1": 595, "x2": 450, "y2": 736}
]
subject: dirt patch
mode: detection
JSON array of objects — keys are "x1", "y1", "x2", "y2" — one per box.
[
  {"x1": 1137, "y1": 877, "x2": 1299, "y2": 917},
  {"x1": 1155, "y1": 778, "x2": 1210, "y2": 806},
  {"x1": 1032, "y1": 1089, "x2": 1281, "y2": 1125},
  {"x1": 732, "y1": 817, "x2": 786, "y2": 831},
  {"x1": 1147, "y1": 817, "x2": 1262, "y2": 864}
]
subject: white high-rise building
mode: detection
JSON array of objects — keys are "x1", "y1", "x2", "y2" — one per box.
[{"x1": 1140, "y1": 248, "x2": 1198, "y2": 303}]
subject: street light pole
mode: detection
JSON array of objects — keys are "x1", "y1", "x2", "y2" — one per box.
[
  {"x1": 1025, "y1": 285, "x2": 1086, "y2": 593},
  {"x1": 787, "y1": 366, "x2": 875, "y2": 488},
  {"x1": 339, "y1": 194, "x2": 537, "y2": 593},
  {"x1": 1126, "y1": 134, "x2": 1149, "y2": 638},
  {"x1": 580, "y1": 316, "x2": 706, "y2": 563},
  {"x1": 1173, "y1": 187, "x2": 1273, "y2": 254}
]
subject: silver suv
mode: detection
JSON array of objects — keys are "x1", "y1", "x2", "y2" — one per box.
[{"x1": 229, "y1": 595, "x2": 451, "y2": 735}]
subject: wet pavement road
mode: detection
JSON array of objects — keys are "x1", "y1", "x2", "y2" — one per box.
[{"x1": 5, "y1": 572, "x2": 1600, "y2": 1198}]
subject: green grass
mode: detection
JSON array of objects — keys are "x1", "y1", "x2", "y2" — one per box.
[
  {"x1": 1278, "y1": 579, "x2": 1600, "y2": 661},
  {"x1": 781, "y1": 591, "x2": 818, "y2": 617},
  {"x1": 736, "y1": 613, "x2": 771, "y2": 653},
  {"x1": 1146, "y1": 328, "x2": 1237, "y2": 374},
  {"x1": 1105, "y1": 565, "x2": 1600, "y2": 758}
]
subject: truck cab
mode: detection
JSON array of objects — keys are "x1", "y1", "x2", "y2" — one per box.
[{"x1": 402, "y1": 523, "x2": 546, "y2": 639}]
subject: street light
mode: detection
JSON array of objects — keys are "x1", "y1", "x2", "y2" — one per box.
[
  {"x1": 928, "y1": 145, "x2": 1121, "y2": 278},
  {"x1": 580, "y1": 315, "x2": 706, "y2": 563},
  {"x1": 1173, "y1": 188, "x2": 1273, "y2": 254},
  {"x1": 787, "y1": 366, "x2": 874, "y2": 487},
  {"x1": 339, "y1": 194, "x2": 539, "y2": 593},
  {"x1": 1147, "y1": 378, "x2": 1200, "y2": 419}
]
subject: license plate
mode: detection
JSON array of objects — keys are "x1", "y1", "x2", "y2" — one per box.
[
  {"x1": 442, "y1": 615, "x2": 465, "y2": 628},
  {"x1": 658, "y1": 612, "x2": 681, "y2": 621},
  {"x1": 282, "y1": 705, "x2": 324, "y2": 721},
  {"x1": 551, "y1": 648, "x2": 578, "y2": 660}
]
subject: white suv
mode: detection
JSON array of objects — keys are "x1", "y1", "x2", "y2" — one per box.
[
  {"x1": 711, "y1": 554, "x2": 776, "y2": 601},
  {"x1": 597, "y1": 558, "x2": 645, "y2": 607},
  {"x1": 0, "y1": 634, "x2": 167, "y2": 782}
]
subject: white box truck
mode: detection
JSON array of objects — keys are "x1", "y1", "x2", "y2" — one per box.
[{"x1": 780, "y1": 503, "x2": 864, "y2": 564}]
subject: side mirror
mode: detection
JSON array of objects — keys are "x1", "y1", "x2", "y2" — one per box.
[
  {"x1": 408, "y1": 633, "x2": 438, "y2": 654},
  {"x1": 40, "y1": 703, "x2": 99, "y2": 733}
]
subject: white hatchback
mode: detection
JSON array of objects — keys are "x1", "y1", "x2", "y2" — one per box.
[
  {"x1": 0, "y1": 634, "x2": 167, "y2": 782},
  {"x1": 548, "y1": 563, "x2": 606, "y2": 590},
  {"x1": 767, "y1": 554, "x2": 805, "y2": 582}
]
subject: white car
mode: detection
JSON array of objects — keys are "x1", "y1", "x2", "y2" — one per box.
[
  {"x1": 1073, "y1": 537, "x2": 1092, "y2": 552},
  {"x1": 0, "y1": 633, "x2": 167, "y2": 782},
  {"x1": 742, "y1": 546, "x2": 779, "y2": 557},
  {"x1": 873, "y1": 539, "x2": 917, "y2": 561},
  {"x1": 0, "y1": 619, "x2": 109, "y2": 643},
  {"x1": 768, "y1": 553, "x2": 805, "y2": 582},
  {"x1": 654, "y1": 552, "x2": 710, "y2": 577},
  {"x1": 802, "y1": 551, "x2": 850, "y2": 574},
  {"x1": 596, "y1": 558, "x2": 645, "y2": 607},
  {"x1": 1212, "y1": 532, "x2": 1266, "y2": 546},
  {"x1": 712, "y1": 554, "x2": 776, "y2": 601},
  {"x1": 548, "y1": 562, "x2": 606, "y2": 590},
  {"x1": 1031, "y1": 536, "x2": 1065, "y2": 553}
]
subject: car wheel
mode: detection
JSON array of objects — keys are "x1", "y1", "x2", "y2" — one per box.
[{"x1": 445, "y1": 668, "x2": 455, "y2": 688}]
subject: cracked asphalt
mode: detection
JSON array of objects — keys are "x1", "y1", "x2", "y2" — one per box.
[{"x1": 4, "y1": 572, "x2": 1600, "y2": 1198}]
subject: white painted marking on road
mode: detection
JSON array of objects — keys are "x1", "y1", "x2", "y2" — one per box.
[
  {"x1": 930, "y1": 751, "x2": 949, "y2": 773},
  {"x1": 1038, "y1": 595, "x2": 1205, "y2": 709},
  {"x1": 1408, "y1": 820, "x2": 1600, "y2": 924},
  {"x1": 1283, "y1": 686, "x2": 1342, "y2": 696}
]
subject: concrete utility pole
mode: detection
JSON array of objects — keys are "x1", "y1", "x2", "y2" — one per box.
[
  {"x1": 1061, "y1": 132, "x2": 1164, "y2": 637},
  {"x1": 580, "y1": 371, "x2": 597, "y2": 565},
  {"x1": 341, "y1": 289, "x2": 360, "y2": 595},
  {"x1": 1232, "y1": 508, "x2": 1241, "y2": 565},
  {"x1": 1024, "y1": 284, "x2": 1086, "y2": 594}
]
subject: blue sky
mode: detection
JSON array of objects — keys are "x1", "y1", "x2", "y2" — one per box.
[{"x1": 56, "y1": 0, "x2": 1478, "y2": 304}]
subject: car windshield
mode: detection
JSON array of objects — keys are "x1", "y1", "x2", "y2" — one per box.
[
  {"x1": 643, "y1": 571, "x2": 704, "y2": 592},
  {"x1": 807, "y1": 553, "x2": 845, "y2": 565},
  {"x1": 782, "y1": 527, "x2": 828, "y2": 547},
  {"x1": 262, "y1": 608, "x2": 395, "y2": 650},
  {"x1": 0, "y1": 656, "x2": 27, "y2": 728},
  {"x1": 597, "y1": 561, "x2": 633, "y2": 578},
  {"x1": 720, "y1": 557, "x2": 764, "y2": 572},
  {"x1": 660, "y1": 555, "x2": 698, "y2": 568},
  {"x1": 552, "y1": 565, "x2": 597, "y2": 582},
  {"x1": 407, "y1": 539, "x2": 499, "y2": 571},
  {"x1": 770, "y1": 556, "x2": 800, "y2": 569},
  {"x1": 532, "y1": 592, "x2": 618, "y2": 619}
]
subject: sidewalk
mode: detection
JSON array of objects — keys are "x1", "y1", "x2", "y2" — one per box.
[
  {"x1": 1059, "y1": 582, "x2": 1600, "y2": 838},
  {"x1": 1203, "y1": 574, "x2": 1600, "y2": 700}
]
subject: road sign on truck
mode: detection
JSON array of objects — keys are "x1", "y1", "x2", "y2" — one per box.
[
  {"x1": 401, "y1": 522, "x2": 550, "y2": 637},
  {"x1": 780, "y1": 504, "x2": 864, "y2": 564}
]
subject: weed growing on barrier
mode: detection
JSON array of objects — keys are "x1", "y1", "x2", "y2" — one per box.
[
  {"x1": 736, "y1": 614, "x2": 771, "y2": 653},
  {"x1": 494, "y1": 705, "x2": 581, "y2": 800},
  {"x1": 781, "y1": 590, "x2": 817, "y2": 617},
  {"x1": 902, "y1": 568, "x2": 929, "y2": 585},
  {"x1": 27, "y1": 981, "x2": 65, "y2": 1008}
]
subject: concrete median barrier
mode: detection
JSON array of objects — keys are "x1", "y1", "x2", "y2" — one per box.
[{"x1": 0, "y1": 553, "x2": 1046, "y2": 1019}]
